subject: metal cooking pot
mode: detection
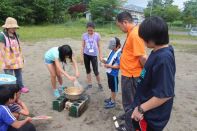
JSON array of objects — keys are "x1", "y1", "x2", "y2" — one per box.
[{"x1": 64, "y1": 87, "x2": 84, "y2": 101}]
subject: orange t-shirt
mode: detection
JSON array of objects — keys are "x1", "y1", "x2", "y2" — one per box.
[{"x1": 120, "y1": 24, "x2": 146, "y2": 77}]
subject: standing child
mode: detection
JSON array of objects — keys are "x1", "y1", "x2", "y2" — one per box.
[
  {"x1": 0, "y1": 84, "x2": 36, "y2": 131},
  {"x1": 102, "y1": 37, "x2": 121, "y2": 109},
  {"x1": 81, "y1": 22, "x2": 103, "y2": 91},
  {"x1": 8, "y1": 84, "x2": 29, "y2": 119},
  {"x1": 131, "y1": 16, "x2": 176, "y2": 130},
  {"x1": 44, "y1": 44, "x2": 79, "y2": 98},
  {"x1": 0, "y1": 17, "x2": 29, "y2": 93}
]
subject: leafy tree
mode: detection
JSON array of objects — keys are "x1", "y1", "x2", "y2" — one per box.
[
  {"x1": 164, "y1": 0, "x2": 174, "y2": 6},
  {"x1": 145, "y1": 0, "x2": 181, "y2": 22},
  {"x1": 89, "y1": 0, "x2": 120, "y2": 23},
  {"x1": 163, "y1": 5, "x2": 180, "y2": 22},
  {"x1": 64, "y1": 0, "x2": 81, "y2": 9},
  {"x1": 147, "y1": 0, "x2": 163, "y2": 8},
  {"x1": 31, "y1": 0, "x2": 52, "y2": 24},
  {"x1": 182, "y1": 0, "x2": 197, "y2": 24},
  {"x1": 0, "y1": 0, "x2": 14, "y2": 24}
]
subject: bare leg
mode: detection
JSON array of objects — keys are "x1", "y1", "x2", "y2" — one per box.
[
  {"x1": 55, "y1": 65, "x2": 63, "y2": 86},
  {"x1": 46, "y1": 64, "x2": 57, "y2": 89},
  {"x1": 96, "y1": 74, "x2": 101, "y2": 84},
  {"x1": 87, "y1": 73, "x2": 92, "y2": 85},
  {"x1": 111, "y1": 92, "x2": 116, "y2": 102}
]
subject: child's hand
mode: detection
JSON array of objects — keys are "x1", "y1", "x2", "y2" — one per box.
[
  {"x1": 75, "y1": 72, "x2": 80, "y2": 78},
  {"x1": 101, "y1": 59, "x2": 106, "y2": 64},
  {"x1": 131, "y1": 107, "x2": 144, "y2": 121},
  {"x1": 16, "y1": 99, "x2": 23, "y2": 106},
  {"x1": 26, "y1": 117, "x2": 32, "y2": 122},
  {"x1": 68, "y1": 76, "x2": 76, "y2": 81},
  {"x1": 104, "y1": 64, "x2": 110, "y2": 68}
]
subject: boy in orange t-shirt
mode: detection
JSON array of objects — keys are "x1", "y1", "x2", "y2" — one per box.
[{"x1": 116, "y1": 11, "x2": 147, "y2": 130}]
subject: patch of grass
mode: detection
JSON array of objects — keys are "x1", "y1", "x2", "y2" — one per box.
[
  {"x1": 172, "y1": 42, "x2": 197, "y2": 54},
  {"x1": 0, "y1": 21, "x2": 122, "y2": 42},
  {"x1": 170, "y1": 34, "x2": 197, "y2": 41},
  {"x1": 17, "y1": 24, "x2": 85, "y2": 42},
  {"x1": 169, "y1": 27, "x2": 190, "y2": 32}
]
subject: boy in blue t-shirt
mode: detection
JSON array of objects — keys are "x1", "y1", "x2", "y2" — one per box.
[
  {"x1": 101, "y1": 37, "x2": 121, "y2": 109},
  {"x1": 130, "y1": 16, "x2": 176, "y2": 130},
  {"x1": 0, "y1": 84, "x2": 36, "y2": 131}
]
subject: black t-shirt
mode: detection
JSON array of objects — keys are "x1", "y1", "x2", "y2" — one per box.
[{"x1": 134, "y1": 45, "x2": 176, "y2": 130}]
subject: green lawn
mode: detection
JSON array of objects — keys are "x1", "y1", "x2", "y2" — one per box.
[
  {"x1": 170, "y1": 34, "x2": 197, "y2": 40},
  {"x1": 5, "y1": 22, "x2": 123, "y2": 42},
  {"x1": 1, "y1": 21, "x2": 197, "y2": 42},
  {"x1": 172, "y1": 42, "x2": 197, "y2": 54}
]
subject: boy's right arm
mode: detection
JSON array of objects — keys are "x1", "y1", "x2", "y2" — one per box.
[{"x1": 11, "y1": 117, "x2": 32, "y2": 129}]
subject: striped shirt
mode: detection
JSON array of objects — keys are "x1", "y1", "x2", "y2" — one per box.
[{"x1": 8, "y1": 103, "x2": 21, "y2": 113}]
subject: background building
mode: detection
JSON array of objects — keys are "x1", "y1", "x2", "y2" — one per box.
[{"x1": 119, "y1": 4, "x2": 145, "y2": 24}]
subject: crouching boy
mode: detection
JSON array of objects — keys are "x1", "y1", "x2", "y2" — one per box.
[
  {"x1": 8, "y1": 84, "x2": 29, "y2": 119},
  {"x1": 0, "y1": 84, "x2": 36, "y2": 131}
]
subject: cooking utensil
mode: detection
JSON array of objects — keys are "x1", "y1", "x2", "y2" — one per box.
[
  {"x1": 73, "y1": 79, "x2": 82, "y2": 88},
  {"x1": 0, "y1": 74, "x2": 16, "y2": 84},
  {"x1": 64, "y1": 87, "x2": 84, "y2": 101},
  {"x1": 32, "y1": 115, "x2": 52, "y2": 120}
]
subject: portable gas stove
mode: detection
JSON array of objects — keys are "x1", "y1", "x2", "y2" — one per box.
[{"x1": 65, "y1": 95, "x2": 90, "y2": 117}]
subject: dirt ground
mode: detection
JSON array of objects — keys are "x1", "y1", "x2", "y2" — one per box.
[{"x1": 17, "y1": 37, "x2": 197, "y2": 131}]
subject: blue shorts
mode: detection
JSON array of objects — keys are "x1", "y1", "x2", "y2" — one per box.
[
  {"x1": 44, "y1": 59, "x2": 54, "y2": 64},
  {"x1": 107, "y1": 73, "x2": 119, "y2": 92}
]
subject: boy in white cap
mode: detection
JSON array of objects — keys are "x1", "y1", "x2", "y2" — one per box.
[{"x1": 101, "y1": 37, "x2": 121, "y2": 109}]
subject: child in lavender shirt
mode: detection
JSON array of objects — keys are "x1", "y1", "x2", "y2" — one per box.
[{"x1": 81, "y1": 22, "x2": 103, "y2": 91}]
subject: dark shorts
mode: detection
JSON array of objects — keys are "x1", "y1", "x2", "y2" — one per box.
[
  {"x1": 83, "y1": 53, "x2": 99, "y2": 76},
  {"x1": 107, "y1": 73, "x2": 118, "y2": 92},
  {"x1": 8, "y1": 122, "x2": 36, "y2": 131}
]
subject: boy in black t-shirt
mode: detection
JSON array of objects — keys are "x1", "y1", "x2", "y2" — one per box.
[{"x1": 131, "y1": 16, "x2": 176, "y2": 131}]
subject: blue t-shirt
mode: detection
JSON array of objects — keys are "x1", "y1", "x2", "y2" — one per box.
[
  {"x1": 106, "y1": 50, "x2": 121, "y2": 76},
  {"x1": 134, "y1": 46, "x2": 176, "y2": 130},
  {"x1": 44, "y1": 47, "x2": 59, "y2": 61},
  {"x1": 0, "y1": 105, "x2": 16, "y2": 131}
]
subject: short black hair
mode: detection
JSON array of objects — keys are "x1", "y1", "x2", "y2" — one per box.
[
  {"x1": 114, "y1": 37, "x2": 121, "y2": 48},
  {"x1": 8, "y1": 84, "x2": 20, "y2": 95},
  {"x1": 0, "y1": 84, "x2": 16, "y2": 105},
  {"x1": 58, "y1": 44, "x2": 73, "y2": 63},
  {"x1": 86, "y1": 22, "x2": 95, "y2": 29},
  {"x1": 116, "y1": 11, "x2": 133, "y2": 23},
  {"x1": 139, "y1": 16, "x2": 169, "y2": 45}
]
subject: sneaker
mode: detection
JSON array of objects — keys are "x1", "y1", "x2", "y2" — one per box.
[
  {"x1": 20, "y1": 87, "x2": 29, "y2": 93},
  {"x1": 85, "y1": 84, "x2": 92, "y2": 90},
  {"x1": 116, "y1": 123, "x2": 128, "y2": 131},
  {"x1": 98, "y1": 84, "x2": 103, "y2": 91},
  {"x1": 117, "y1": 114, "x2": 126, "y2": 121},
  {"x1": 54, "y1": 89, "x2": 60, "y2": 98},
  {"x1": 104, "y1": 101, "x2": 116, "y2": 109},
  {"x1": 58, "y1": 86, "x2": 65, "y2": 94},
  {"x1": 104, "y1": 98, "x2": 111, "y2": 103}
]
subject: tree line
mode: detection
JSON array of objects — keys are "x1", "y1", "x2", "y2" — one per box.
[
  {"x1": 0, "y1": 0, "x2": 196, "y2": 27},
  {"x1": 0, "y1": 0, "x2": 120, "y2": 25},
  {"x1": 144, "y1": 0, "x2": 197, "y2": 27}
]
